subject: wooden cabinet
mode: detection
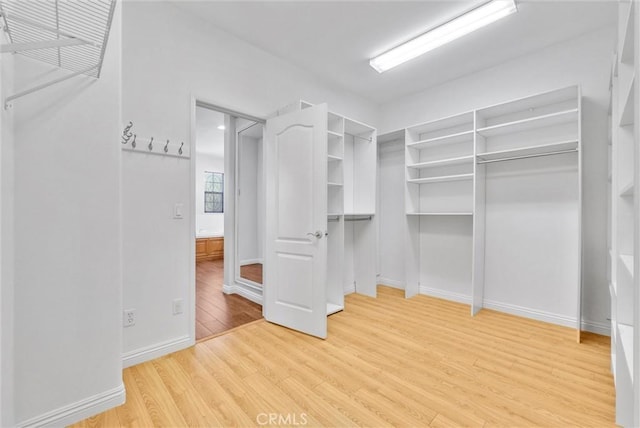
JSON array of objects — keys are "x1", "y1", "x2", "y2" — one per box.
[{"x1": 196, "y1": 237, "x2": 224, "y2": 262}]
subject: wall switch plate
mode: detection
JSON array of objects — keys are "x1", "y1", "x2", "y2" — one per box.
[
  {"x1": 172, "y1": 298, "x2": 184, "y2": 315},
  {"x1": 123, "y1": 309, "x2": 136, "y2": 327},
  {"x1": 173, "y1": 203, "x2": 184, "y2": 219}
]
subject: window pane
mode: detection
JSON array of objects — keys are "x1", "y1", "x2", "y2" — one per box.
[
  {"x1": 212, "y1": 193, "x2": 223, "y2": 212},
  {"x1": 205, "y1": 172, "x2": 214, "y2": 192},
  {"x1": 204, "y1": 192, "x2": 214, "y2": 213},
  {"x1": 213, "y1": 173, "x2": 224, "y2": 192}
]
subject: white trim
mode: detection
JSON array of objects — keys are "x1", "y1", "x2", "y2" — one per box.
[
  {"x1": 240, "y1": 258, "x2": 263, "y2": 266},
  {"x1": 483, "y1": 299, "x2": 576, "y2": 328},
  {"x1": 344, "y1": 284, "x2": 356, "y2": 295},
  {"x1": 222, "y1": 282, "x2": 263, "y2": 305},
  {"x1": 420, "y1": 286, "x2": 472, "y2": 305},
  {"x1": 378, "y1": 277, "x2": 404, "y2": 289},
  {"x1": 122, "y1": 335, "x2": 192, "y2": 368},
  {"x1": 581, "y1": 320, "x2": 611, "y2": 336},
  {"x1": 16, "y1": 383, "x2": 125, "y2": 428}
]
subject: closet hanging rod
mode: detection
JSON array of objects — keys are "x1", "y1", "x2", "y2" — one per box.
[
  {"x1": 345, "y1": 216, "x2": 372, "y2": 222},
  {"x1": 476, "y1": 148, "x2": 578, "y2": 164},
  {"x1": 328, "y1": 216, "x2": 340, "y2": 222},
  {"x1": 344, "y1": 132, "x2": 373, "y2": 142}
]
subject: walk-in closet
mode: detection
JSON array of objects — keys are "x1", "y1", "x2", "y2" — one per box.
[{"x1": 1, "y1": 1, "x2": 638, "y2": 426}]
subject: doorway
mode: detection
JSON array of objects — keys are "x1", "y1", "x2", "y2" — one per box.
[{"x1": 194, "y1": 104, "x2": 263, "y2": 341}]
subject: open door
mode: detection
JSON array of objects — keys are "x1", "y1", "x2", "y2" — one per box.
[{"x1": 264, "y1": 104, "x2": 328, "y2": 339}]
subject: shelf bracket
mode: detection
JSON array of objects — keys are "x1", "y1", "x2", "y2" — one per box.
[{"x1": 4, "y1": 65, "x2": 98, "y2": 109}]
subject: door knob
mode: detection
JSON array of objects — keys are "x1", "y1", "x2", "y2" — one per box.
[{"x1": 306, "y1": 231, "x2": 323, "y2": 239}]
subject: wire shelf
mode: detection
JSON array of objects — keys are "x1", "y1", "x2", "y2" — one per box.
[{"x1": 0, "y1": 0, "x2": 116, "y2": 78}]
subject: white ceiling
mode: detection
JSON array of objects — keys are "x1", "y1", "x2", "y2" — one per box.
[
  {"x1": 196, "y1": 106, "x2": 225, "y2": 157},
  {"x1": 172, "y1": 0, "x2": 616, "y2": 105}
]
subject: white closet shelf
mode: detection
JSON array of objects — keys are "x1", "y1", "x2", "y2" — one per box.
[
  {"x1": 407, "y1": 173, "x2": 473, "y2": 184},
  {"x1": 328, "y1": 130, "x2": 343, "y2": 138},
  {"x1": 407, "y1": 212, "x2": 473, "y2": 216},
  {"x1": 476, "y1": 109, "x2": 578, "y2": 137},
  {"x1": 618, "y1": 323, "x2": 634, "y2": 378},
  {"x1": 406, "y1": 155, "x2": 474, "y2": 169},
  {"x1": 619, "y1": 180, "x2": 635, "y2": 197},
  {"x1": 406, "y1": 130, "x2": 474, "y2": 150},
  {"x1": 328, "y1": 155, "x2": 343, "y2": 162},
  {"x1": 327, "y1": 213, "x2": 342, "y2": 217},
  {"x1": 344, "y1": 213, "x2": 375, "y2": 217},
  {"x1": 620, "y1": 254, "x2": 634, "y2": 278},
  {"x1": 327, "y1": 302, "x2": 344, "y2": 315},
  {"x1": 327, "y1": 182, "x2": 343, "y2": 187},
  {"x1": 619, "y1": 74, "x2": 635, "y2": 126},
  {"x1": 476, "y1": 140, "x2": 579, "y2": 163}
]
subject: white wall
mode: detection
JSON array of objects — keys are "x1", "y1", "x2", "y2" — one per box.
[
  {"x1": 8, "y1": 5, "x2": 123, "y2": 426},
  {"x1": 238, "y1": 135, "x2": 263, "y2": 264},
  {"x1": 0, "y1": 28, "x2": 15, "y2": 428},
  {"x1": 121, "y1": 1, "x2": 377, "y2": 363},
  {"x1": 196, "y1": 153, "x2": 224, "y2": 236},
  {"x1": 377, "y1": 26, "x2": 616, "y2": 333}
]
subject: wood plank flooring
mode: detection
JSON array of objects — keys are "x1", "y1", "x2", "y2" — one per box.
[
  {"x1": 74, "y1": 286, "x2": 615, "y2": 427},
  {"x1": 240, "y1": 263, "x2": 263, "y2": 285},
  {"x1": 196, "y1": 260, "x2": 263, "y2": 340}
]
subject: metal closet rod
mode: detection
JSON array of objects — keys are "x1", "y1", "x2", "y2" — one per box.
[
  {"x1": 476, "y1": 148, "x2": 577, "y2": 164},
  {"x1": 345, "y1": 216, "x2": 372, "y2": 222}
]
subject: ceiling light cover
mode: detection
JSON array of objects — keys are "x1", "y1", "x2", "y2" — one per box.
[{"x1": 370, "y1": 0, "x2": 517, "y2": 73}]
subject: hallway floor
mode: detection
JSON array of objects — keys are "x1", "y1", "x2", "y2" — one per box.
[{"x1": 196, "y1": 259, "x2": 263, "y2": 340}]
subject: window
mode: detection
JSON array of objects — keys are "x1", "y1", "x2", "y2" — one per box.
[{"x1": 204, "y1": 172, "x2": 224, "y2": 213}]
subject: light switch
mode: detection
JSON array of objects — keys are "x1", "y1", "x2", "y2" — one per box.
[{"x1": 174, "y1": 203, "x2": 184, "y2": 219}]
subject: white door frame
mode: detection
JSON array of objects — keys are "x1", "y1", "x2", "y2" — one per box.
[{"x1": 189, "y1": 96, "x2": 265, "y2": 342}]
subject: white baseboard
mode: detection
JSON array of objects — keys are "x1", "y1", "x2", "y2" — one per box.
[
  {"x1": 343, "y1": 284, "x2": 355, "y2": 295},
  {"x1": 482, "y1": 299, "x2": 577, "y2": 329},
  {"x1": 419, "y1": 286, "x2": 471, "y2": 305},
  {"x1": 122, "y1": 335, "x2": 192, "y2": 368},
  {"x1": 223, "y1": 282, "x2": 263, "y2": 305},
  {"x1": 378, "y1": 277, "x2": 404, "y2": 289},
  {"x1": 581, "y1": 320, "x2": 611, "y2": 336},
  {"x1": 17, "y1": 383, "x2": 125, "y2": 428},
  {"x1": 240, "y1": 258, "x2": 263, "y2": 266}
]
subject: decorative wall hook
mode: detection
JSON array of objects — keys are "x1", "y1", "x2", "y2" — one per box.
[
  {"x1": 148, "y1": 137, "x2": 154, "y2": 151},
  {"x1": 131, "y1": 134, "x2": 137, "y2": 148},
  {"x1": 164, "y1": 140, "x2": 170, "y2": 153},
  {"x1": 178, "y1": 142, "x2": 184, "y2": 155},
  {"x1": 121, "y1": 121, "x2": 133, "y2": 144}
]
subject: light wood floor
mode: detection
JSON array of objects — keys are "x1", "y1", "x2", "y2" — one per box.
[
  {"x1": 196, "y1": 259, "x2": 263, "y2": 340},
  {"x1": 240, "y1": 263, "x2": 263, "y2": 285},
  {"x1": 74, "y1": 286, "x2": 615, "y2": 427}
]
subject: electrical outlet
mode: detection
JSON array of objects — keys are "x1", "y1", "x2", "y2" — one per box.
[
  {"x1": 123, "y1": 309, "x2": 136, "y2": 327},
  {"x1": 172, "y1": 298, "x2": 184, "y2": 315}
]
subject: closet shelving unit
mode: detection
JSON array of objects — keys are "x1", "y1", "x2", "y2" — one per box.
[
  {"x1": 398, "y1": 85, "x2": 582, "y2": 337},
  {"x1": 290, "y1": 101, "x2": 378, "y2": 314},
  {"x1": 405, "y1": 111, "x2": 475, "y2": 216},
  {"x1": 609, "y1": 1, "x2": 639, "y2": 426},
  {"x1": 473, "y1": 86, "x2": 581, "y2": 335}
]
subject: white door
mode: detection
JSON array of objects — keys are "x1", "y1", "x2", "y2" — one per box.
[{"x1": 264, "y1": 104, "x2": 328, "y2": 339}]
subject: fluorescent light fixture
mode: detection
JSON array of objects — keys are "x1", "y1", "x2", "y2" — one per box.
[
  {"x1": 217, "y1": 125, "x2": 225, "y2": 130},
  {"x1": 369, "y1": 0, "x2": 517, "y2": 73}
]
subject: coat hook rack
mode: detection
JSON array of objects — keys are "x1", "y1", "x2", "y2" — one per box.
[{"x1": 119, "y1": 121, "x2": 189, "y2": 160}]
